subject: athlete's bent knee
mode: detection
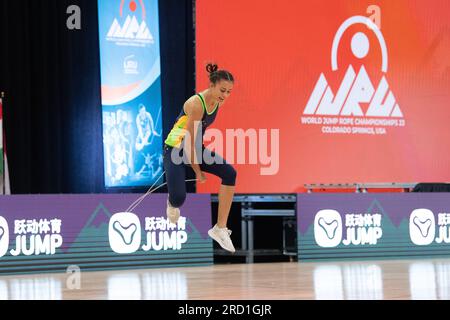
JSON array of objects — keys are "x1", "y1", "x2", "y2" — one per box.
[
  {"x1": 222, "y1": 165, "x2": 237, "y2": 186},
  {"x1": 169, "y1": 192, "x2": 186, "y2": 208}
]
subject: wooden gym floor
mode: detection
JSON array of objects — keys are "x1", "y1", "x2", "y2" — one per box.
[{"x1": 1, "y1": 258, "x2": 449, "y2": 300}]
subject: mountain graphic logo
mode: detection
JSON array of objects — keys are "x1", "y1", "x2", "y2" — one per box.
[
  {"x1": 314, "y1": 210, "x2": 343, "y2": 248},
  {"x1": 409, "y1": 209, "x2": 435, "y2": 246},
  {"x1": 107, "y1": 15, "x2": 154, "y2": 43},
  {"x1": 302, "y1": 16, "x2": 404, "y2": 120},
  {"x1": 0, "y1": 216, "x2": 9, "y2": 258},
  {"x1": 109, "y1": 212, "x2": 141, "y2": 254}
]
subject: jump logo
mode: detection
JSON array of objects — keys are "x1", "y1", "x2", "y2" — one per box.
[
  {"x1": 0, "y1": 216, "x2": 63, "y2": 257},
  {"x1": 0, "y1": 216, "x2": 9, "y2": 258},
  {"x1": 314, "y1": 210, "x2": 343, "y2": 248},
  {"x1": 109, "y1": 212, "x2": 141, "y2": 253},
  {"x1": 314, "y1": 209, "x2": 383, "y2": 248},
  {"x1": 301, "y1": 16, "x2": 406, "y2": 135},
  {"x1": 108, "y1": 212, "x2": 188, "y2": 254},
  {"x1": 409, "y1": 209, "x2": 450, "y2": 245}
]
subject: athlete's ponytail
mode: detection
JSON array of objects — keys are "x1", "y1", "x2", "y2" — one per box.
[{"x1": 206, "y1": 62, "x2": 234, "y2": 84}]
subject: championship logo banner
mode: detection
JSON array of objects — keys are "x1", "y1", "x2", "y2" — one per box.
[
  {"x1": 196, "y1": 0, "x2": 450, "y2": 193},
  {"x1": 302, "y1": 15, "x2": 405, "y2": 136},
  {"x1": 98, "y1": 0, "x2": 163, "y2": 188}
]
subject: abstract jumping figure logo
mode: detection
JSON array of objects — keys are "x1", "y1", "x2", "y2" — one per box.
[
  {"x1": 0, "y1": 216, "x2": 9, "y2": 258},
  {"x1": 109, "y1": 212, "x2": 142, "y2": 253},
  {"x1": 301, "y1": 15, "x2": 405, "y2": 135},
  {"x1": 314, "y1": 210, "x2": 343, "y2": 248},
  {"x1": 409, "y1": 209, "x2": 435, "y2": 246}
]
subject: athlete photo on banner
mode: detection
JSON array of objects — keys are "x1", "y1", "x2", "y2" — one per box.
[{"x1": 98, "y1": 0, "x2": 163, "y2": 188}]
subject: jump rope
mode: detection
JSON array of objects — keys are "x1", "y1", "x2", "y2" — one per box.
[
  {"x1": 125, "y1": 169, "x2": 198, "y2": 213},
  {"x1": 126, "y1": 108, "x2": 198, "y2": 213}
]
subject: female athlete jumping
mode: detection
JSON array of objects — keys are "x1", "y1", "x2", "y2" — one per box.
[{"x1": 163, "y1": 63, "x2": 236, "y2": 252}]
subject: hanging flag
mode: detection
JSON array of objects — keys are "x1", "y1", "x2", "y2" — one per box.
[
  {"x1": 0, "y1": 96, "x2": 4, "y2": 194},
  {"x1": 0, "y1": 95, "x2": 10, "y2": 195}
]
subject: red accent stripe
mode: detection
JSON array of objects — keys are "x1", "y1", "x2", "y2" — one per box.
[
  {"x1": 120, "y1": 0, "x2": 146, "y2": 20},
  {"x1": 120, "y1": 0, "x2": 125, "y2": 17}
]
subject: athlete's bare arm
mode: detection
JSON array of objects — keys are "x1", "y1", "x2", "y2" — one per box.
[{"x1": 184, "y1": 96, "x2": 206, "y2": 183}]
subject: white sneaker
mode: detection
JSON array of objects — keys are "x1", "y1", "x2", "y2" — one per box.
[
  {"x1": 166, "y1": 198, "x2": 180, "y2": 224},
  {"x1": 208, "y1": 225, "x2": 236, "y2": 253}
]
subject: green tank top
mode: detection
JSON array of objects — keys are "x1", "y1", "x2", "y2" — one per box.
[{"x1": 165, "y1": 93, "x2": 219, "y2": 148}]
